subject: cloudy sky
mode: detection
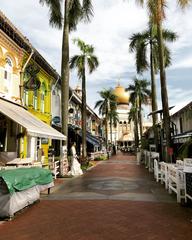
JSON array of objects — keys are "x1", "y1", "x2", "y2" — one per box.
[{"x1": 1, "y1": 0, "x2": 192, "y2": 114}]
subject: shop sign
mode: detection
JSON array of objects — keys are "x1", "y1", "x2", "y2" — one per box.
[{"x1": 41, "y1": 138, "x2": 48, "y2": 144}]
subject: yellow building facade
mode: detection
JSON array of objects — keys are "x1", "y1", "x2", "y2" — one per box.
[
  {"x1": 23, "y1": 60, "x2": 53, "y2": 163},
  {"x1": 0, "y1": 11, "x2": 61, "y2": 164},
  {"x1": 0, "y1": 28, "x2": 23, "y2": 156}
]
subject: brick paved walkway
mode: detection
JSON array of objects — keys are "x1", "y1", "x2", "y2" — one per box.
[{"x1": 0, "y1": 152, "x2": 192, "y2": 240}]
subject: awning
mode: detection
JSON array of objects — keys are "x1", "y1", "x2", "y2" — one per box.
[
  {"x1": 87, "y1": 132, "x2": 100, "y2": 146},
  {"x1": 69, "y1": 124, "x2": 100, "y2": 147},
  {"x1": 0, "y1": 98, "x2": 66, "y2": 140}
]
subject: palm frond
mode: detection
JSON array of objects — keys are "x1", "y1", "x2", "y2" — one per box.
[
  {"x1": 178, "y1": 0, "x2": 191, "y2": 9},
  {"x1": 162, "y1": 29, "x2": 178, "y2": 42},
  {"x1": 136, "y1": 41, "x2": 149, "y2": 73},
  {"x1": 69, "y1": 54, "x2": 85, "y2": 79},
  {"x1": 39, "y1": 0, "x2": 62, "y2": 28},
  {"x1": 68, "y1": 0, "x2": 82, "y2": 31},
  {"x1": 82, "y1": 0, "x2": 94, "y2": 22},
  {"x1": 87, "y1": 55, "x2": 99, "y2": 73},
  {"x1": 164, "y1": 44, "x2": 171, "y2": 67}
]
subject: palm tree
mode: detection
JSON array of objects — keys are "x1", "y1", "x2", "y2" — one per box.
[
  {"x1": 129, "y1": 23, "x2": 177, "y2": 150},
  {"x1": 40, "y1": 0, "x2": 94, "y2": 150},
  {"x1": 61, "y1": 0, "x2": 93, "y2": 150},
  {"x1": 70, "y1": 38, "x2": 99, "y2": 162},
  {"x1": 95, "y1": 89, "x2": 117, "y2": 149},
  {"x1": 108, "y1": 106, "x2": 119, "y2": 144},
  {"x1": 147, "y1": 0, "x2": 191, "y2": 161},
  {"x1": 126, "y1": 0, "x2": 190, "y2": 161},
  {"x1": 126, "y1": 78, "x2": 151, "y2": 143}
]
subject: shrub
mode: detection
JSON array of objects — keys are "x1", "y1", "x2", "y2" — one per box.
[{"x1": 94, "y1": 154, "x2": 107, "y2": 161}]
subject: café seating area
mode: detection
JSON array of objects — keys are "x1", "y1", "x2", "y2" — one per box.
[{"x1": 140, "y1": 150, "x2": 192, "y2": 204}]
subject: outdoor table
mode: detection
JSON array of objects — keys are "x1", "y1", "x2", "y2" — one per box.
[{"x1": 6, "y1": 158, "x2": 33, "y2": 167}]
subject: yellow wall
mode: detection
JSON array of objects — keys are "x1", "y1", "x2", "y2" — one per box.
[
  {"x1": 0, "y1": 30, "x2": 54, "y2": 163},
  {"x1": 23, "y1": 58, "x2": 53, "y2": 163}
]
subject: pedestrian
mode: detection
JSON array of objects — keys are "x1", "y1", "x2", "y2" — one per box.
[
  {"x1": 113, "y1": 144, "x2": 116, "y2": 155},
  {"x1": 68, "y1": 142, "x2": 83, "y2": 176}
]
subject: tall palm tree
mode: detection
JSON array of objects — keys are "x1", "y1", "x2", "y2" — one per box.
[
  {"x1": 40, "y1": 0, "x2": 94, "y2": 150},
  {"x1": 129, "y1": 23, "x2": 177, "y2": 150},
  {"x1": 61, "y1": 0, "x2": 93, "y2": 150},
  {"x1": 108, "y1": 105, "x2": 118, "y2": 144},
  {"x1": 127, "y1": 0, "x2": 190, "y2": 161},
  {"x1": 70, "y1": 38, "x2": 99, "y2": 162},
  {"x1": 95, "y1": 89, "x2": 117, "y2": 149},
  {"x1": 147, "y1": 0, "x2": 191, "y2": 161},
  {"x1": 127, "y1": 78, "x2": 151, "y2": 142}
]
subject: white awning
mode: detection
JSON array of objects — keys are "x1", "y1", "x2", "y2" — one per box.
[{"x1": 0, "y1": 98, "x2": 66, "y2": 140}]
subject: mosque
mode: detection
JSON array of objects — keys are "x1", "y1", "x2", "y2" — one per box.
[{"x1": 109, "y1": 83, "x2": 152, "y2": 150}]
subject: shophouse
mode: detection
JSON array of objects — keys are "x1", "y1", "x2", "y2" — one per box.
[
  {"x1": 171, "y1": 101, "x2": 192, "y2": 157},
  {"x1": 0, "y1": 11, "x2": 65, "y2": 165},
  {"x1": 51, "y1": 84, "x2": 102, "y2": 156}
]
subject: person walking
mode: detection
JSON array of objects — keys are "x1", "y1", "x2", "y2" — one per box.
[{"x1": 68, "y1": 142, "x2": 83, "y2": 176}]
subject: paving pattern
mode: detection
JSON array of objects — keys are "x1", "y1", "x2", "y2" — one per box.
[{"x1": 0, "y1": 152, "x2": 192, "y2": 240}]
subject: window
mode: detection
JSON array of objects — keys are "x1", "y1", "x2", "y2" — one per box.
[
  {"x1": 4, "y1": 57, "x2": 13, "y2": 93},
  {"x1": 24, "y1": 90, "x2": 29, "y2": 106},
  {"x1": 41, "y1": 92, "x2": 45, "y2": 113},
  {"x1": 40, "y1": 83, "x2": 46, "y2": 113},
  {"x1": 33, "y1": 90, "x2": 38, "y2": 110}
]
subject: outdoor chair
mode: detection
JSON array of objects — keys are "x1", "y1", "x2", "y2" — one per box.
[
  {"x1": 144, "y1": 151, "x2": 150, "y2": 169},
  {"x1": 149, "y1": 152, "x2": 159, "y2": 172},
  {"x1": 49, "y1": 156, "x2": 60, "y2": 179},
  {"x1": 167, "y1": 164, "x2": 185, "y2": 203},
  {"x1": 176, "y1": 160, "x2": 184, "y2": 167},
  {"x1": 154, "y1": 159, "x2": 162, "y2": 182},
  {"x1": 160, "y1": 162, "x2": 169, "y2": 189},
  {"x1": 136, "y1": 151, "x2": 141, "y2": 165}
]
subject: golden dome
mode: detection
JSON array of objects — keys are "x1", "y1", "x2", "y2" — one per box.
[{"x1": 113, "y1": 84, "x2": 129, "y2": 104}]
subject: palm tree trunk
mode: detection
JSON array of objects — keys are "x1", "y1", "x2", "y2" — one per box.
[
  {"x1": 61, "y1": 0, "x2": 70, "y2": 147},
  {"x1": 81, "y1": 67, "x2": 87, "y2": 162},
  {"x1": 105, "y1": 117, "x2": 108, "y2": 150},
  {"x1": 110, "y1": 116, "x2": 113, "y2": 144},
  {"x1": 157, "y1": 19, "x2": 171, "y2": 162},
  {"x1": 134, "y1": 111, "x2": 139, "y2": 149},
  {"x1": 150, "y1": 37, "x2": 159, "y2": 151},
  {"x1": 139, "y1": 99, "x2": 143, "y2": 141}
]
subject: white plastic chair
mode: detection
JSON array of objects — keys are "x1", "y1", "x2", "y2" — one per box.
[
  {"x1": 167, "y1": 164, "x2": 185, "y2": 203},
  {"x1": 160, "y1": 162, "x2": 169, "y2": 189},
  {"x1": 154, "y1": 159, "x2": 162, "y2": 182},
  {"x1": 149, "y1": 152, "x2": 159, "y2": 172}
]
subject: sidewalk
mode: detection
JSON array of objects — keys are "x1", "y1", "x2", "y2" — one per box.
[{"x1": 0, "y1": 152, "x2": 192, "y2": 240}]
